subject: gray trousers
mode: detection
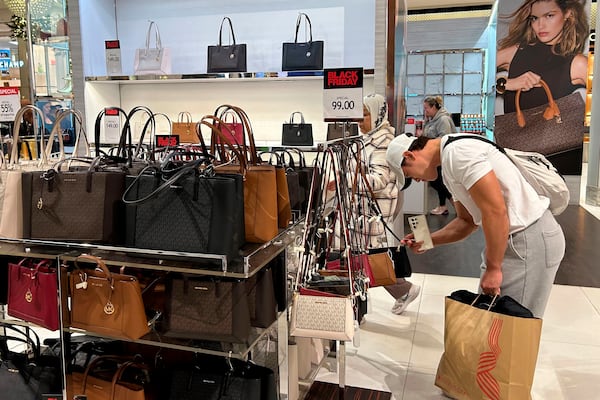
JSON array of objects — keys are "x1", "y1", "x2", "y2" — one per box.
[{"x1": 480, "y1": 209, "x2": 565, "y2": 318}]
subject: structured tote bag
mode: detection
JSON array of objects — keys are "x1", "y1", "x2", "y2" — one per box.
[
  {"x1": 7, "y1": 259, "x2": 59, "y2": 331},
  {"x1": 164, "y1": 276, "x2": 251, "y2": 343},
  {"x1": 282, "y1": 13, "x2": 324, "y2": 71},
  {"x1": 171, "y1": 111, "x2": 198, "y2": 143},
  {"x1": 494, "y1": 79, "x2": 584, "y2": 155},
  {"x1": 134, "y1": 20, "x2": 172, "y2": 75},
  {"x1": 435, "y1": 290, "x2": 542, "y2": 400},
  {"x1": 282, "y1": 111, "x2": 314, "y2": 146},
  {"x1": 69, "y1": 254, "x2": 149, "y2": 340},
  {"x1": 326, "y1": 122, "x2": 359, "y2": 140},
  {"x1": 207, "y1": 17, "x2": 247, "y2": 73}
]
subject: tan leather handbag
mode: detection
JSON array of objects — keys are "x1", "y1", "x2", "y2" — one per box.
[{"x1": 69, "y1": 254, "x2": 149, "y2": 340}]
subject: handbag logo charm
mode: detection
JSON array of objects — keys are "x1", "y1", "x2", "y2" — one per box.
[
  {"x1": 25, "y1": 288, "x2": 33, "y2": 303},
  {"x1": 104, "y1": 300, "x2": 115, "y2": 315}
]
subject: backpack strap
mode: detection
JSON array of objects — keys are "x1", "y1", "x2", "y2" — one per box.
[{"x1": 443, "y1": 134, "x2": 507, "y2": 155}]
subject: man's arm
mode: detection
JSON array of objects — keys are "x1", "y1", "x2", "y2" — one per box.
[{"x1": 468, "y1": 170, "x2": 509, "y2": 294}]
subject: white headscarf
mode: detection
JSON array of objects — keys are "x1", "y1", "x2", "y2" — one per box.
[{"x1": 363, "y1": 93, "x2": 388, "y2": 132}]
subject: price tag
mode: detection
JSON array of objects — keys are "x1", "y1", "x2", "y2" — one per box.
[
  {"x1": 323, "y1": 68, "x2": 363, "y2": 121},
  {"x1": 0, "y1": 87, "x2": 20, "y2": 122},
  {"x1": 103, "y1": 107, "x2": 121, "y2": 143},
  {"x1": 105, "y1": 40, "x2": 122, "y2": 76}
]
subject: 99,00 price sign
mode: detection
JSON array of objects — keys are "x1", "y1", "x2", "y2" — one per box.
[{"x1": 323, "y1": 68, "x2": 363, "y2": 121}]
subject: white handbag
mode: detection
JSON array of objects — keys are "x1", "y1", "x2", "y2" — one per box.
[
  {"x1": 289, "y1": 291, "x2": 354, "y2": 341},
  {"x1": 134, "y1": 20, "x2": 171, "y2": 75}
]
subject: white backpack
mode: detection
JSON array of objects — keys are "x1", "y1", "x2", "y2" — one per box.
[{"x1": 444, "y1": 136, "x2": 569, "y2": 216}]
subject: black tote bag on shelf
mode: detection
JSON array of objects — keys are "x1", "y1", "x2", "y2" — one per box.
[
  {"x1": 282, "y1": 111, "x2": 313, "y2": 146},
  {"x1": 123, "y1": 155, "x2": 244, "y2": 260},
  {"x1": 207, "y1": 17, "x2": 247, "y2": 73},
  {"x1": 282, "y1": 13, "x2": 324, "y2": 71}
]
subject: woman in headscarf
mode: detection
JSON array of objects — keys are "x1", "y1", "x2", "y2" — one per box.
[{"x1": 357, "y1": 93, "x2": 420, "y2": 315}]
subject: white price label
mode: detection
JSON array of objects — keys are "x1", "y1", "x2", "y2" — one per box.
[
  {"x1": 323, "y1": 68, "x2": 363, "y2": 120},
  {"x1": 103, "y1": 108, "x2": 121, "y2": 143},
  {"x1": 0, "y1": 87, "x2": 20, "y2": 122}
]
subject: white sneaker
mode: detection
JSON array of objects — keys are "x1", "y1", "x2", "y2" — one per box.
[{"x1": 391, "y1": 284, "x2": 421, "y2": 314}]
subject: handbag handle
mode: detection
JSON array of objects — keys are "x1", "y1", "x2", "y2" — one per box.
[
  {"x1": 144, "y1": 20, "x2": 162, "y2": 52},
  {"x1": 294, "y1": 13, "x2": 313, "y2": 43},
  {"x1": 289, "y1": 111, "x2": 305, "y2": 125},
  {"x1": 9, "y1": 104, "x2": 46, "y2": 167},
  {"x1": 111, "y1": 361, "x2": 149, "y2": 400},
  {"x1": 218, "y1": 17, "x2": 237, "y2": 46},
  {"x1": 515, "y1": 79, "x2": 560, "y2": 128},
  {"x1": 177, "y1": 111, "x2": 192, "y2": 123}
]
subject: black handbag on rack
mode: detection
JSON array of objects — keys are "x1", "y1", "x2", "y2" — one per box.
[
  {"x1": 207, "y1": 17, "x2": 247, "y2": 73},
  {"x1": 282, "y1": 13, "x2": 324, "y2": 71},
  {"x1": 282, "y1": 111, "x2": 313, "y2": 146},
  {"x1": 122, "y1": 153, "x2": 245, "y2": 259}
]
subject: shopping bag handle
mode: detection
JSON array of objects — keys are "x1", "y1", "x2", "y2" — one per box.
[
  {"x1": 471, "y1": 294, "x2": 499, "y2": 311},
  {"x1": 515, "y1": 78, "x2": 560, "y2": 128}
]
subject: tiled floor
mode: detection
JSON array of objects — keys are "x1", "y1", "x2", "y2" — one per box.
[{"x1": 314, "y1": 274, "x2": 600, "y2": 399}]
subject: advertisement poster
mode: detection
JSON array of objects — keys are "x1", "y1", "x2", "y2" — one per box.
[{"x1": 495, "y1": 0, "x2": 592, "y2": 176}]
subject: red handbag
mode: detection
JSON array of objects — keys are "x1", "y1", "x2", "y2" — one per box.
[
  {"x1": 8, "y1": 258, "x2": 59, "y2": 331},
  {"x1": 215, "y1": 109, "x2": 244, "y2": 145}
]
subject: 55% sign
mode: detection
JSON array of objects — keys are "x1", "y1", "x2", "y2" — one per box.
[
  {"x1": 323, "y1": 67, "x2": 363, "y2": 121},
  {"x1": 0, "y1": 87, "x2": 20, "y2": 122}
]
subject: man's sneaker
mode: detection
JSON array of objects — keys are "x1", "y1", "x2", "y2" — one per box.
[{"x1": 391, "y1": 284, "x2": 421, "y2": 314}]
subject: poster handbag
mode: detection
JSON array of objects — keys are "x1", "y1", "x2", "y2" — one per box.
[
  {"x1": 207, "y1": 17, "x2": 247, "y2": 73},
  {"x1": 282, "y1": 111, "x2": 314, "y2": 146},
  {"x1": 494, "y1": 79, "x2": 584, "y2": 155},
  {"x1": 171, "y1": 111, "x2": 198, "y2": 143},
  {"x1": 282, "y1": 13, "x2": 324, "y2": 71},
  {"x1": 134, "y1": 20, "x2": 171, "y2": 75},
  {"x1": 435, "y1": 290, "x2": 542, "y2": 400},
  {"x1": 69, "y1": 254, "x2": 150, "y2": 340},
  {"x1": 7, "y1": 259, "x2": 59, "y2": 331},
  {"x1": 289, "y1": 288, "x2": 354, "y2": 341},
  {"x1": 122, "y1": 153, "x2": 245, "y2": 259},
  {"x1": 326, "y1": 122, "x2": 359, "y2": 140},
  {"x1": 164, "y1": 276, "x2": 251, "y2": 343}
]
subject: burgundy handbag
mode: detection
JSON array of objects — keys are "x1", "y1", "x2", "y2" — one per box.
[{"x1": 8, "y1": 258, "x2": 59, "y2": 331}]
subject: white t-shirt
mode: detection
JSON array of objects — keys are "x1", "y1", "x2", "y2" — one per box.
[{"x1": 440, "y1": 134, "x2": 549, "y2": 234}]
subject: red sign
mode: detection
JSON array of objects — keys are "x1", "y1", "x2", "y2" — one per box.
[
  {"x1": 324, "y1": 68, "x2": 363, "y2": 89},
  {"x1": 105, "y1": 40, "x2": 120, "y2": 49},
  {"x1": 156, "y1": 135, "x2": 179, "y2": 147},
  {"x1": 0, "y1": 87, "x2": 19, "y2": 95}
]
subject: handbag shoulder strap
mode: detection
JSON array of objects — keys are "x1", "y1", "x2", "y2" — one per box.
[
  {"x1": 515, "y1": 78, "x2": 560, "y2": 128},
  {"x1": 145, "y1": 20, "x2": 162, "y2": 51},
  {"x1": 289, "y1": 111, "x2": 305, "y2": 124},
  {"x1": 218, "y1": 17, "x2": 237, "y2": 46},
  {"x1": 294, "y1": 13, "x2": 313, "y2": 43}
]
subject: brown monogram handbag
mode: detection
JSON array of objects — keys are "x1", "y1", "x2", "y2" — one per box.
[
  {"x1": 69, "y1": 254, "x2": 149, "y2": 340},
  {"x1": 494, "y1": 79, "x2": 584, "y2": 155}
]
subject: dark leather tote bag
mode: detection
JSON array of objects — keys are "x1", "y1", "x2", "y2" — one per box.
[
  {"x1": 207, "y1": 17, "x2": 247, "y2": 73},
  {"x1": 164, "y1": 276, "x2": 251, "y2": 343},
  {"x1": 123, "y1": 154, "x2": 244, "y2": 260},
  {"x1": 27, "y1": 162, "x2": 126, "y2": 243},
  {"x1": 494, "y1": 79, "x2": 585, "y2": 156},
  {"x1": 282, "y1": 13, "x2": 324, "y2": 71},
  {"x1": 282, "y1": 111, "x2": 313, "y2": 146},
  {"x1": 326, "y1": 122, "x2": 359, "y2": 140},
  {"x1": 245, "y1": 267, "x2": 277, "y2": 328}
]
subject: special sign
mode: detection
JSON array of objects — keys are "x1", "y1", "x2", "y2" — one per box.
[{"x1": 323, "y1": 68, "x2": 363, "y2": 121}]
